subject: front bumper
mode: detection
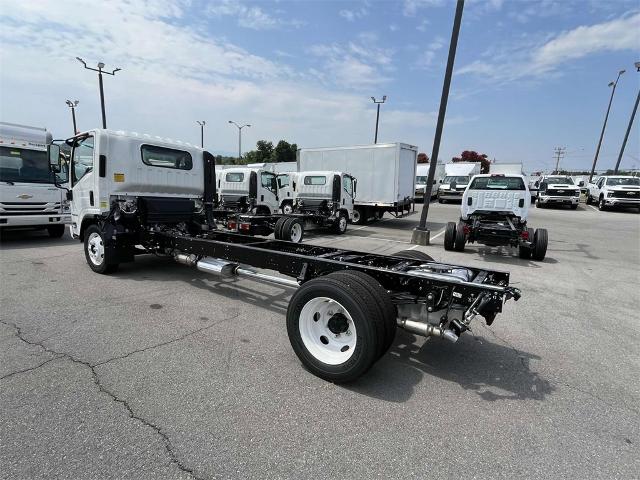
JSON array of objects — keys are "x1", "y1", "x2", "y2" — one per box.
[
  {"x1": 0, "y1": 214, "x2": 71, "y2": 228},
  {"x1": 438, "y1": 190, "x2": 465, "y2": 201},
  {"x1": 538, "y1": 195, "x2": 579, "y2": 205},
  {"x1": 604, "y1": 197, "x2": 640, "y2": 207}
]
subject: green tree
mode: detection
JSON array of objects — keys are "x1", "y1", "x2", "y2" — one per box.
[
  {"x1": 272, "y1": 140, "x2": 297, "y2": 163},
  {"x1": 256, "y1": 140, "x2": 274, "y2": 162}
]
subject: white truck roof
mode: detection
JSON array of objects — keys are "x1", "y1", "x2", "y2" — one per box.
[
  {"x1": 444, "y1": 162, "x2": 480, "y2": 176},
  {"x1": 0, "y1": 122, "x2": 52, "y2": 150}
]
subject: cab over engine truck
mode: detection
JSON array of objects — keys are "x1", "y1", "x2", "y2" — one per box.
[
  {"x1": 444, "y1": 174, "x2": 548, "y2": 261},
  {"x1": 47, "y1": 129, "x2": 522, "y2": 383}
]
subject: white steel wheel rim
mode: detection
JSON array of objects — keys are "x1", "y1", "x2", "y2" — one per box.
[
  {"x1": 352, "y1": 210, "x2": 360, "y2": 223},
  {"x1": 299, "y1": 297, "x2": 357, "y2": 365},
  {"x1": 339, "y1": 216, "x2": 347, "y2": 231},
  {"x1": 283, "y1": 204, "x2": 293, "y2": 214},
  {"x1": 290, "y1": 222, "x2": 303, "y2": 242},
  {"x1": 87, "y1": 232, "x2": 105, "y2": 266}
]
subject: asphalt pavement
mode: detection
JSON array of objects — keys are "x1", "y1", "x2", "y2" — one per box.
[{"x1": 1, "y1": 201, "x2": 638, "y2": 479}]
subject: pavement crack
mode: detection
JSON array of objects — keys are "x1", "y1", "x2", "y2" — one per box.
[
  {"x1": 0, "y1": 355, "x2": 64, "y2": 381},
  {"x1": 0, "y1": 319, "x2": 207, "y2": 480}
]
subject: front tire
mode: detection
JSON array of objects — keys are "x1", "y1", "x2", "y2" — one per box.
[
  {"x1": 282, "y1": 203, "x2": 294, "y2": 215},
  {"x1": 444, "y1": 221, "x2": 456, "y2": 251},
  {"x1": 47, "y1": 225, "x2": 66, "y2": 238},
  {"x1": 394, "y1": 249, "x2": 434, "y2": 262},
  {"x1": 598, "y1": 197, "x2": 607, "y2": 211},
  {"x1": 333, "y1": 213, "x2": 348, "y2": 235},
  {"x1": 286, "y1": 272, "x2": 387, "y2": 382},
  {"x1": 351, "y1": 207, "x2": 365, "y2": 225},
  {"x1": 282, "y1": 217, "x2": 304, "y2": 243},
  {"x1": 84, "y1": 225, "x2": 118, "y2": 274}
]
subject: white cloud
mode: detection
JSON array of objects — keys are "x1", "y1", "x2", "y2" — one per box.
[
  {"x1": 206, "y1": 0, "x2": 303, "y2": 30},
  {"x1": 413, "y1": 36, "x2": 445, "y2": 70},
  {"x1": 339, "y1": 3, "x2": 369, "y2": 22},
  {"x1": 457, "y1": 12, "x2": 640, "y2": 83},
  {"x1": 416, "y1": 19, "x2": 430, "y2": 32},
  {"x1": 0, "y1": 0, "x2": 436, "y2": 153},
  {"x1": 403, "y1": 0, "x2": 444, "y2": 17}
]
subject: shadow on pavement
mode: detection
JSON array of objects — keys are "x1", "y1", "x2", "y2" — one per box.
[
  {"x1": 0, "y1": 229, "x2": 74, "y2": 250},
  {"x1": 348, "y1": 329, "x2": 553, "y2": 404}
]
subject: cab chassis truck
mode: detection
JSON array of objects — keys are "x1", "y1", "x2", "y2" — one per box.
[{"x1": 48, "y1": 130, "x2": 521, "y2": 383}]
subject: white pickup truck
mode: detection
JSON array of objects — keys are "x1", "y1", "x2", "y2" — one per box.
[
  {"x1": 444, "y1": 174, "x2": 548, "y2": 261},
  {"x1": 533, "y1": 175, "x2": 581, "y2": 209},
  {"x1": 586, "y1": 176, "x2": 640, "y2": 211}
]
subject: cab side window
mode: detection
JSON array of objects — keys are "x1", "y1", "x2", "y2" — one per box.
[
  {"x1": 72, "y1": 136, "x2": 94, "y2": 184},
  {"x1": 343, "y1": 176, "x2": 353, "y2": 196},
  {"x1": 261, "y1": 172, "x2": 276, "y2": 191}
]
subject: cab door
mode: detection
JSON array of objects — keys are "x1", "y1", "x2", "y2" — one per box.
[
  {"x1": 259, "y1": 171, "x2": 279, "y2": 213},
  {"x1": 342, "y1": 174, "x2": 355, "y2": 217},
  {"x1": 69, "y1": 135, "x2": 98, "y2": 229}
]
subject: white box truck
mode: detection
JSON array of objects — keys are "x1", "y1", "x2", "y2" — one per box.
[
  {"x1": 415, "y1": 163, "x2": 445, "y2": 201},
  {"x1": 489, "y1": 163, "x2": 524, "y2": 175},
  {"x1": 437, "y1": 162, "x2": 481, "y2": 203},
  {"x1": 0, "y1": 122, "x2": 70, "y2": 237},
  {"x1": 298, "y1": 143, "x2": 417, "y2": 224}
]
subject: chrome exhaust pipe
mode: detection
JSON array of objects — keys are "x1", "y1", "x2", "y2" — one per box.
[
  {"x1": 397, "y1": 318, "x2": 458, "y2": 343},
  {"x1": 175, "y1": 253, "x2": 299, "y2": 288}
]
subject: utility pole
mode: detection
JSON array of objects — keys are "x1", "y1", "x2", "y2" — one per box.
[
  {"x1": 614, "y1": 62, "x2": 640, "y2": 174},
  {"x1": 589, "y1": 69, "x2": 625, "y2": 182},
  {"x1": 65, "y1": 100, "x2": 79, "y2": 134},
  {"x1": 371, "y1": 96, "x2": 387, "y2": 144},
  {"x1": 197, "y1": 121, "x2": 206, "y2": 148},
  {"x1": 412, "y1": 0, "x2": 465, "y2": 246},
  {"x1": 553, "y1": 146, "x2": 566, "y2": 173},
  {"x1": 228, "y1": 121, "x2": 251, "y2": 161},
  {"x1": 76, "y1": 57, "x2": 121, "y2": 129}
]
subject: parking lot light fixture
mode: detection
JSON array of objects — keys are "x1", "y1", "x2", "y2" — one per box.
[
  {"x1": 589, "y1": 69, "x2": 624, "y2": 182},
  {"x1": 76, "y1": 57, "x2": 121, "y2": 129},
  {"x1": 65, "y1": 100, "x2": 79, "y2": 134},
  {"x1": 228, "y1": 121, "x2": 251, "y2": 161},
  {"x1": 371, "y1": 96, "x2": 387, "y2": 144},
  {"x1": 197, "y1": 121, "x2": 206, "y2": 148}
]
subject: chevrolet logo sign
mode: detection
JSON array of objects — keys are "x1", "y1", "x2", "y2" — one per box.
[
  {"x1": 16, "y1": 194, "x2": 33, "y2": 199},
  {"x1": 628, "y1": 192, "x2": 635, "y2": 195},
  {"x1": 556, "y1": 190, "x2": 564, "y2": 193}
]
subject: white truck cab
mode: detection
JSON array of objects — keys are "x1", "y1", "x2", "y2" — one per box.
[
  {"x1": 0, "y1": 122, "x2": 70, "y2": 236},
  {"x1": 277, "y1": 172, "x2": 295, "y2": 214},
  {"x1": 587, "y1": 176, "x2": 640, "y2": 211},
  {"x1": 534, "y1": 175, "x2": 580, "y2": 209},
  {"x1": 293, "y1": 171, "x2": 355, "y2": 226},
  {"x1": 218, "y1": 167, "x2": 280, "y2": 215},
  {"x1": 438, "y1": 162, "x2": 481, "y2": 203}
]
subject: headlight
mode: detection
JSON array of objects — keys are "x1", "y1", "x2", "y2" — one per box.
[
  {"x1": 61, "y1": 200, "x2": 70, "y2": 213},
  {"x1": 607, "y1": 191, "x2": 614, "y2": 197},
  {"x1": 573, "y1": 190, "x2": 580, "y2": 197}
]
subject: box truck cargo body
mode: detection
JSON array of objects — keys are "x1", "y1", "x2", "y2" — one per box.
[
  {"x1": 489, "y1": 163, "x2": 524, "y2": 175},
  {"x1": 298, "y1": 143, "x2": 417, "y2": 224}
]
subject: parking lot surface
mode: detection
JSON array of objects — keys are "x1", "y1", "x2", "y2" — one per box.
[{"x1": 1, "y1": 202, "x2": 639, "y2": 479}]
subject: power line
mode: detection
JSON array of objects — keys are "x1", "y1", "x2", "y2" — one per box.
[{"x1": 553, "y1": 146, "x2": 566, "y2": 173}]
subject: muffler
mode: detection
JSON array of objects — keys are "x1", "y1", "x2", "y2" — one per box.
[
  {"x1": 175, "y1": 254, "x2": 299, "y2": 288},
  {"x1": 397, "y1": 318, "x2": 458, "y2": 343}
]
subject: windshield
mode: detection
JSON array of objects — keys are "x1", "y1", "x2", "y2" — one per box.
[
  {"x1": 607, "y1": 177, "x2": 640, "y2": 186},
  {"x1": 469, "y1": 176, "x2": 526, "y2": 190},
  {"x1": 444, "y1": 176, "x2": 469, "y2": 184},
  {"x1": 416, "y1": 176, "x2": 427, "y2": 184},
  {"x1": 545, "y1": 177, "x2": 574, "y2": 185},
  {"x1": 0, "y1": 146, "x2": 67, "y2": 184}
]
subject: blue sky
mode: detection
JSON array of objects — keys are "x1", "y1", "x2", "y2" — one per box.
[{"x1": 0, "y1": 0, "x2": 638, "y2": 172}]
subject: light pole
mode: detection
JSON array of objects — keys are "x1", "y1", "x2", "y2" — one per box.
[
  {"x1": 589, "y1": 69, "x2": 625, "y2": 182},
  {"x1": 228, "y1": 121, "x2": 251, "y2": 161},
  {"x1": 197, "y1": 121, "x2": 206, "y2": 148},
  {"x1": 412, "y1": 0, "x2": 465, "y2": 245},
  {"x1": 371, "y1": 95, "x2": 387, "y2": 144},
  {"x1": 65, "y1": 100, "x2": 79, "y2": 134},
  {"x1": 76, "y1": 57, "x2": 121, "y2": 129},
  {"x1": 614, "y1": 62, "x2": 640, "y2": 174}
]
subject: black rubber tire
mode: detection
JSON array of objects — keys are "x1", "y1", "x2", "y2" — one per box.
[
  {"x1": 47, "y1": 225, "x2": 65, "y2": 238},
  {"x1": 585, "y1": 195, "x2": 592, "y2": 205},
  {"x1": 281, "y1": 202, "x2": 294, "y2": 215},
  {"x1": 394, "y1": 249, "x2": 434, "y2": 262},
  {"x1": 438, "y1": 198, "x2": 444, "y2": 204},
  {"x1": 570, "y1": 204, "x2": 578, "y2": 210},
  {"x1": 351, "y1": 207, "x2": 365, "y2": 225},
  {"x1": 274, "y1": 217, "x2": 287, "y2": 240},
  {"x1": 454, "y1": 222, "x2": 466, "y2": 252},
  {"x1": 598, "y1": 197, "x2": 607, "y2": 211},
  {"x1": 444, "y1": 221, "x2": 456, "y2": 251},
  {"x1": 282, "y1": 217, "x2": 304, "y2": 243},
  {"x1": 286, "y1": 272, "x2": 385, "y2": 383},
  {"x1": 332, "y1": 213, "x2": 348, "y2": 234},
  {"x1": 532, "y1": 228, "x2": 548, "y2": 261},
  {"x1": 83, "y1": 225, "x2": 118, "y2": 274},
  {"x1": 329, "y1": 270, "x2": 397, "y2": 358},
  {"x1": 536, "y1": 197, "x2": 544, "y2": 208}
]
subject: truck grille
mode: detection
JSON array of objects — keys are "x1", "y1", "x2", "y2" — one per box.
[
  {"x1": 612, "y1": 190, "x2": 639, "y2": 199},
  {"x1": 547, "y1": 189, "x2": 577, "y2": 197},
  {"x1": 0, "y1": 202, "x2": 61, "y2": 215}
]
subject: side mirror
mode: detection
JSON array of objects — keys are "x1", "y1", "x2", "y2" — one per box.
[
  {"x1": 439, "y1": 179, "x2": 442, "y2": 183},
  {"x1": 48, "y1": 144, "x2": 61, "y2": 173},
  {"x1": 578, "y1": 181, "x2": 584, "y2": 187}
]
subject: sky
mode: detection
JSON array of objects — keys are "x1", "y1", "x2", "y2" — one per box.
[{"x1": 0, "y1": 0, "x2": 639, "y2": 173}]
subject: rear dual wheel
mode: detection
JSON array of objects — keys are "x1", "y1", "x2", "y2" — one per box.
[
  {"x1": 274, "y1": 217, "x2": 304, "y2": 243},
  {"x1": 287, "y1": 271, "x2": 395, "y2": 383}
]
